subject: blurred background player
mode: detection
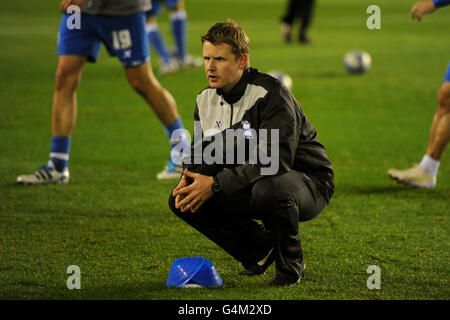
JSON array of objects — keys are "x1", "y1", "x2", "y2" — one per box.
[
  {"x1": 388, "y1": 0, "x2": 450, "y2": 188},
  {"x1": 16, "y1": 0, "x2": 189, "y2": 184},
  {"x1": 281, "y1": 0, "x2": 316, "y2": 44},
  {"x1": 145, "y1": 0, "x2": 201, "y2": 76}
]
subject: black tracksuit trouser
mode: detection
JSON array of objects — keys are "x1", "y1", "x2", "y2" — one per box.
[
  {"x1": 282, "y1": 0, "x2": 316, "y2": 39},
  {"x1": 168, "y1": 170, "x2": 329, "y2": 281}
]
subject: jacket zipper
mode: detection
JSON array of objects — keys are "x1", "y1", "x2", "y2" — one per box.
[{"x1": 229, "y1": 103, "x2": 234, "y2": 127}]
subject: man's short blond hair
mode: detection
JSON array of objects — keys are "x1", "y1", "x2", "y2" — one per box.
[{"x1": 201, "y1": 20, "x2": 250, "y2": 68}]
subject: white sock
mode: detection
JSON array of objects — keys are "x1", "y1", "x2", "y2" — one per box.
[{"x1": 418, "y1": 154, "x2": 440, "y2": 177}]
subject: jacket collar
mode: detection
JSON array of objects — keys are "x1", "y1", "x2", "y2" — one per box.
[{"x1": 216, "y1": 68, "x2": 252, "y2": 104}]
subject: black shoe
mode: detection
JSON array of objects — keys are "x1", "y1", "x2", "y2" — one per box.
[
  {"x1": 239, "y1": 248, "x2": 276, "y2": 276},
  {"x1": 299, "y1": 34, "x2": 312, "y2": 45},
  {"x1": 269, "y1": 261, "x2": 306, "y2": 286}
]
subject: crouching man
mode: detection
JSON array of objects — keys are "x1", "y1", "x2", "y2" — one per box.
[{"x1": 169, "y1": 21, "x2": 334, "y2": 286}]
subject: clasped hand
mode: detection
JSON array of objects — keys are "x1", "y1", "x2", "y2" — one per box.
[{"x1": 172, "y1": 169, "x2": 214, "y2": 213}]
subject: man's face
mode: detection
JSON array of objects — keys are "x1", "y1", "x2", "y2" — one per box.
[{"x1": 202, "y1": 41, "x2": 247, "y2": 93}]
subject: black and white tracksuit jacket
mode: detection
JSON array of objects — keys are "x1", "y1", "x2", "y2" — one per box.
[{"x1": 184, "y1": 67, "x2": 334, "y2": 202}]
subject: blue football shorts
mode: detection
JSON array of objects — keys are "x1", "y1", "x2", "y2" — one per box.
[
  {"x1": 57, "y1": 12, "x2": 150, "y2": 67},
  {"x1": 145, "y1": 0, "x2": 181, "y2": 18},
  {"x1": 444, "y1": 62, "x2": 450, "y2": 83}
]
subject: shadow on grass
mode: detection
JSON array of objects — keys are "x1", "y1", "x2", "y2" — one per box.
[{"x1": 58, "y1": 274, "x2": 304, "y2": 300}]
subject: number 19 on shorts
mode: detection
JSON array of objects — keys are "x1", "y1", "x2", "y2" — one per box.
[{"x1": 112, "y1": 30, "x2": 132, "y2": 50}]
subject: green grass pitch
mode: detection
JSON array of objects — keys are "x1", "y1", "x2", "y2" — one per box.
[{"x1": 0, "y1": 0, "x2": 448, "y2": 300}]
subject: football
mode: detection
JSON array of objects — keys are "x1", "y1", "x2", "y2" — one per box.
[
  {"x1": 343, "y1": 50, "x2": 372, "y2": 74},
  {"x1": 267, "y1": 70, "x2": 293, "y2": 90}
]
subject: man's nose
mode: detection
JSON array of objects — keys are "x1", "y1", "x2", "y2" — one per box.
[{"x1": 207, "y1": 59, "x2": 216, "y2": 70}]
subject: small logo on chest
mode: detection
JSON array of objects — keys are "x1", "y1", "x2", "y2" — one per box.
[{"x1": 242, "y1": 120, "x2": 253, "y2": 139}]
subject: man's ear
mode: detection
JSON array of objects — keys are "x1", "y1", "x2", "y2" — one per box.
[{"x1": 238, "y1": 53, "x2": 249, "y2": 70}]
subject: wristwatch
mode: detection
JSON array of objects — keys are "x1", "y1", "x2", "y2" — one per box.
[{"x1": 212, "y1": 176, "x2": 222, "y2": 193}]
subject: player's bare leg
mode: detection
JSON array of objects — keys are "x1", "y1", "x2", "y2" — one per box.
[
  {"x1": 52, "y1": 55, "x2": 86, "y2": 136},
  {"x1": 426, "y1": 82, "x2": 450, "y2": 160},
  {"x1": 17, "y1": 55, "x2": 85, "y2": 184},
  {"x1": 125, "y1": 61, "x2": 179, "y2": 126},
  {"x1": 388, "y1": 82, "x2": 450, "y2": 188},
  {"x1": 125, "y1": 61, "x2": 186, "y2": 179}
]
